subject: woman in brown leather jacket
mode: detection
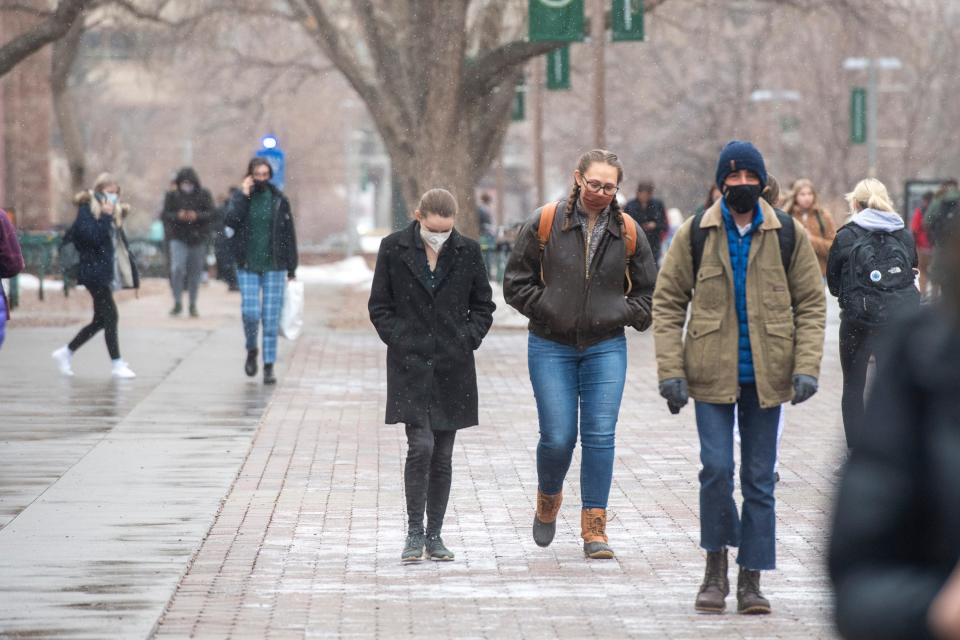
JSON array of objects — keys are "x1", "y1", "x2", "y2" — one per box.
[{"x1": 504, "y1": 149, "x2": 657, "y2": 559}]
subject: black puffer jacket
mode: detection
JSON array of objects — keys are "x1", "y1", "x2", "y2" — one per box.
[
  {"x1": 503, "y1": 199, "x2": 657, "y2": 348},
  {"x1": 829, "y1": 306, "x2": 960, "y2": 640}
]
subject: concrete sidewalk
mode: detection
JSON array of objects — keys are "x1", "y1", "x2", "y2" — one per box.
[
  {"x1": 0, "y1": 283, "x2": 291, "y2": 638},
  {"x1": 154, "y1": 296, "x2": 846, "y2": 639}
]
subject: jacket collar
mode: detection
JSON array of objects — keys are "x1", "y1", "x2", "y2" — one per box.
[
  {"x1": 396, "y1": 220, "x2": 466, "y2": 251},
  {"x1": 561, "y1": 199, "x2": 622, "y2": 238}
]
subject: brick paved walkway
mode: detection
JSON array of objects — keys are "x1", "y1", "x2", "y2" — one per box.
[{"x1": 155, "y1": 303, "x2": 846, "y2": 639}]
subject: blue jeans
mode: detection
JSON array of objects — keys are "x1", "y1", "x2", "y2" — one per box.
[
  {"x1": 695, "y1": 385, "x2": 779, "y2": 570},
  {"x1": 528, "y1": 333, "x2": 627, "y2": 509}
]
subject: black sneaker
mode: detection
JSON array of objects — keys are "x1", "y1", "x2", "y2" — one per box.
[
  {"x1": 401, "y1": 532, "x2": 425, "y2": 563},
  {"x1": 189, "y1": 305, "x2": 199, "y2": 318},
  {"x1": 245, "y1": 349, "x2": 258, "y2": 377},
  {"x1": 170, "y1": 303, "x2": 182, "y2": 317},
  {"x1": 425, "y1": 535, "x2": 454, "y2": 561},
  {"x1": 263, "y1": 363, "x2": 277, "y2": 385}
]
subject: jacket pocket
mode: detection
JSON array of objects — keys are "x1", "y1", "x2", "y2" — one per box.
[
  {"x1": 761, "y1": 267, "x2": 791, "y2": 311},
  {"x1": 763, "y1": 320, "x2": 795, "y2": 388},
  {"x1": 694, "y1": 264, "x2": 725, "y2": 311},
  {"x1": 684, "y1": 317, "x2": 723, "y2": 385}
]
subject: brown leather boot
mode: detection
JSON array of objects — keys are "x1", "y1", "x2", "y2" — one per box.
[
  {"x1": 580, "y1": 508, "x2": 614, "y2": 559},
  {"x1": 532, "y1": 490, "x2": 562, "y2": 547},
  {"x1": 737, "y1": 568, "x2": 771, "y2": 614},
  {"x1": 694, "y1": 549, "x2": 729, "y2": 613}
]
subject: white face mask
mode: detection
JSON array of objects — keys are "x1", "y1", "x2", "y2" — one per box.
[{"x1": 420, "y1": 225, "x2": 452, "y2": 252}]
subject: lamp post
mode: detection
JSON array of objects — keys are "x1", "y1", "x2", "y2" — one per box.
[{"x1": 844, "y1": 57, "x2": 903, "y2": 178}]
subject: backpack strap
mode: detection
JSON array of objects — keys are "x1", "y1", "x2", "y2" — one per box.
[
  {"x1": 618, "y1": 212, "x2": 638, "y2": 295},
  {"x1": 690, "y1": 207, "x2": 795, "y2": 279},
  {"x1": 537, "y1": 201, "x2": 560, "y2": 284},
  {"x1": 774, "y1": 208, "x2": 796, "y2": 274},
  {"x1": 690, "y1": 210, "x2": 708, "y2": 278}
]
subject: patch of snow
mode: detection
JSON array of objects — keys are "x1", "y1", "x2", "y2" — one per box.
[
  {"x1": 491, "y1": 282, "x2": 528, "y2": 329},
  {"x1": 6, "y1": 274, "x2": 63, "y2": 291},
  {"x1": 297, "y1": 257, "x2": 373, "y2": 287}
]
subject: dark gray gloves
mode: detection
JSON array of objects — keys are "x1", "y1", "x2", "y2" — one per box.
[
  {"x1": 659, "y1": 377, "x2": 689, "y2": 414},
  {"x1": 792, "y1": 374, "x2": 818, "y2": 405}
]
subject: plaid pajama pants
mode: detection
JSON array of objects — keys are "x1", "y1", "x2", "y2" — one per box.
[{"x1": 238, "y1": 269, "x2": 286, "y2": 364}]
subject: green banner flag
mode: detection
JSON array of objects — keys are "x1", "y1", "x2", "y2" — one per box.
[
  {"x1": 546, "y1": 45, "x2": 570, "y2": 90},
  {"x1": 612, "y1": 0, "x2": 644, "y2": 41},
  {"x1": 529, "y1": 0, "x2": 585, "y2": 42},
  {"x1": 512, "y1": 79, "x2": 526, "y2": 121},
  {"x1": 850, "y1": 87, "x2": 867, "y2": 144}
]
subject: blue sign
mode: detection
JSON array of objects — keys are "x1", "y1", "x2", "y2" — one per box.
[{"x1": 255, "y1": 134, "x2": 285, "y2": 191}]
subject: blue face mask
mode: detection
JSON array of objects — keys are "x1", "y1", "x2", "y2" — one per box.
[{"x1": 106, "y1": 193, "x2": 119, "y2": 205}]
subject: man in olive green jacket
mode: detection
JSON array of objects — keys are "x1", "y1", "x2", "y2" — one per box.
[{"x1": 653, "y1": 141, "x2": 825, "y2": 616}]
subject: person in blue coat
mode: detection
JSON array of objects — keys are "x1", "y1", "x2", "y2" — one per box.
[{"x1": 52, "y1": 173, "x2": 139, "y2": 378}]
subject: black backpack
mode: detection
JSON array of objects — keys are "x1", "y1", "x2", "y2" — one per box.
[
  {"x1": 690, "y1": 207, "x2": 796, "y2": 277},
  {"x1": 840, "y1": 225, "x2": 919, "y2": 325}
]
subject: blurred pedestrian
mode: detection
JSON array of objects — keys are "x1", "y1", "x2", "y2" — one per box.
[
  {"x1": 0, "y1": 208, "x2": 25, "y2": 350},
  {"x1": 924, "y1": 179, "x2": 960, "y2": 288},
  {"x1": 368, "y1": 188, "x2": 495, "y2": 563},
  {"x1": 504, "y1": 149, "x2": 657, "y2": 560},
  {"x1": 654, "y1": 141, "x2": 825, "y2": 614},
  {"x1": 162, "y1": 167, "x2": 215, "y2": 317},
  {"x1": 784, "y1": 178, "x2": 836, "y2": 279},
  {"x1": 829, "y1": 191, "x2": 960, "y2": 640},
  {"x1": 909, "y1": 191, "x2": 935, "y2": 297},
  {"x1": 826, "y1": 178, "x2": 920, "y2": 451},
  {"x1": 214, "y1": 188, "x2": 240, "y2": 291},
  {"x1": 52, "y1": 173, "x2": 139, "y2": 378},
  {"x1": 625, "y1": 180, "x2": 668, "y2": 264},
  {"x1": 224, "y1": 158, "x2": 298, "y2": 385},
  {"x1": 694, "y1": 184, "x2": 723, "y2": 217}
]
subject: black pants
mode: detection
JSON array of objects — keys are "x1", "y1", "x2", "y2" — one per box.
[
  {"x1": 68, "y1": 285, "x2": 120, "y2": 360},
  {"x1": 839, "y1": 318, "x2": 882, "y2": 450},
  {"x1": 404, "y1": 423, "x2": 457, "y2": 536}
]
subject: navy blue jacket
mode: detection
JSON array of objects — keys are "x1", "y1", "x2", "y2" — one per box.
[
  {"x1": 72, "y1": 203, "x2": 116, "y2": 289},
  {"x1": 721, "y1": 200, "x2": 763, "y2": 384}
]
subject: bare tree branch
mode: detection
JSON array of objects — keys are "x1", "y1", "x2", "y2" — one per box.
[{"x1": 0, "y1": 0, "x2": 91, "y2": 78}]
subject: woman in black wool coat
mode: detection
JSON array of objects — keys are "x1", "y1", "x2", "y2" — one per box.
[{"x1": 368, "y1": 188, "x2": 495, "y2": 564}]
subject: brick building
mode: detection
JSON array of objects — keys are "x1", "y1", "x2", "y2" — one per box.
[{"x1": 0, "y1": 5, "x2": 54, "y2": 230}]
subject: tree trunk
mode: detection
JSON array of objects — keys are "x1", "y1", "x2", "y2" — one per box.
[
  {"x1": 0, "y1": 0, "x2": 89, "y2": 79},
  {"x1": 51, "y1": 16, "x2": 85, "y2": 194}
]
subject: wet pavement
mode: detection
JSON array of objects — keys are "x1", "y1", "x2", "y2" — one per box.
[{"x1": 0, "y1": 284, "x2": 287, "y2": 639}]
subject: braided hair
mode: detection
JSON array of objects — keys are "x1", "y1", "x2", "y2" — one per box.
[{"x1": 565, "y1": 149, "x2": 626, "y2": 223}]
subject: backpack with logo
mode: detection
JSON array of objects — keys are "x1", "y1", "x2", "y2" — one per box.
[{"x1": 840, "y1": 226, "x2": 919, "y2": 325}]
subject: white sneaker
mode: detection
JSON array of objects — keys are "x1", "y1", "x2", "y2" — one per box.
[
  {"x1": 52, "y1": 346, "x2": 74, "y2": 376},
  {"x1": 111, "y1": 360, "x2": 137, "y2": 379}
]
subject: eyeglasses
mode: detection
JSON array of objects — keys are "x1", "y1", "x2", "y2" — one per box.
[{"x1": 581, "y1": 179, "x2": 619, "y2": 196}]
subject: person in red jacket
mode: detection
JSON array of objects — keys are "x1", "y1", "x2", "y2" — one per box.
[{"x1": 911, "y1": 191, "x2": 935, "y2": 297}]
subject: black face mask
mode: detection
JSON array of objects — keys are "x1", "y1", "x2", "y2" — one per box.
[
  {"x1": 253, "y1": 179, "x2": 269, "y2": 192},
  {"x1": 724, "y1": 183, "x2": 763, "y2": 214}
]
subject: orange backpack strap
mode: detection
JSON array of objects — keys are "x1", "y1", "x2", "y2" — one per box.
[
  {"x1": 537, "y1": 201, "x2": 559, "y2": 284},
  {"x1": 619, "y1": 213, "x2": 638, "y2": 295},
  {"x1": 537, "y1": 201, "x2": 559, "y2": 250}
]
